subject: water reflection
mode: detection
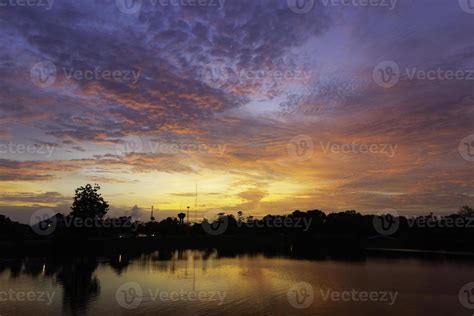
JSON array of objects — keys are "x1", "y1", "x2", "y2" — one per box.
[
  {"x1": 0, "y1": 249, "x2": 230, "y2": 315},
  {"x1": 0, "y1": 250, "x2": 473, "y2": 315},
  {"x1": 0, "y1": 256, "x2": 100, "y2": 315},
  {"x1": 55, "y1": 257, "x2": 100, "y2": 315}
]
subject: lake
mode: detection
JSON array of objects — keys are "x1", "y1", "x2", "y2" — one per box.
[{"x1": 0, "y1": 250, "x2": 473, "y2": 315}]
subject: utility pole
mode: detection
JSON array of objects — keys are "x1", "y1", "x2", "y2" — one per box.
[
  {"x1": 187, "y1": 206, "x2": 190, "y2": 225},
  {"x1": 150, "y1": 206, "x2": 155, "y2": 222},
  {"x1": 195, "y1": 184, "x2": 197, "y2": 224}
]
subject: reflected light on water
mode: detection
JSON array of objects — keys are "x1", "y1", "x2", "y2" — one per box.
[{"x1": 0, "y1": 250, "x2": 473, "y2": 315}]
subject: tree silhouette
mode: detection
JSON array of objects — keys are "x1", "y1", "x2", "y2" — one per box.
[
  {"x1": 458, "y1": 206, "x2": 474, "y2": 218},
  {"x1": 70, "y1": 184, "x2": 109, "y2": 219},
  {"x1": 237, "y1": 211, "x2": 244, "y2": 223}
]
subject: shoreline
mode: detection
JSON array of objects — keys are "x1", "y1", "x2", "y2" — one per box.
[{"x1": 1, "y1": 236, "x2": 474, "y2": 260}]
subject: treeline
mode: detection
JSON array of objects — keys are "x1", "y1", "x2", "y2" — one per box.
[
  {"x1": 1, "y1": 207, "x2": 474, "y2": 246},
  {"x1": 2, "y1": 184, "x2": 472, "y2": 253},
  {"x1": 0, "y1": 215, "x2": 30, "y2": 241}
]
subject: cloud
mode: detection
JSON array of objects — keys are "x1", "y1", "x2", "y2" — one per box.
[
  {"x1": 0, "y1": 0, "x2": 472, "y2": 215},
  {"x1": 0, "y1": 191, "x2": 69, "y2": 204}
]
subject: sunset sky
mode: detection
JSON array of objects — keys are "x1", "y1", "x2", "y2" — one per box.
[{"x1": 0, "y1": 0, "x2": 473, "y2": 223}]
